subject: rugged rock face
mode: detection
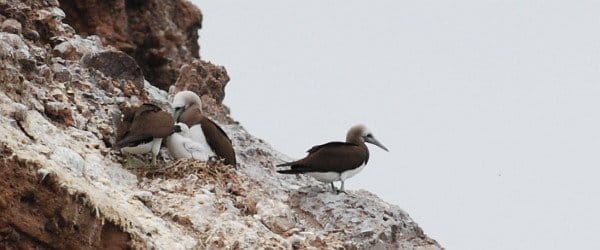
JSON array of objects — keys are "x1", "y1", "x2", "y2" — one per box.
[
  {"x1": 0, "y1": 0, "x2": 442, "y2": 249},
  {"x1": 56, "y1": 0, "x2": 231, "y2": 94}
]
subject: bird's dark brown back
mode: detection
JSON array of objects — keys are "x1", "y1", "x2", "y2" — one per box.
[
  {"x1": 292, "y1": 142, "x2": 368, "y2": 173},
  {"x1": 114, "y1": 104, "x2": 175, "y2": 148}
]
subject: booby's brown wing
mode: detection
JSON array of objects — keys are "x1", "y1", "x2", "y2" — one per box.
[
  {"x1": 278, "y1": 142, "x2": 368, "y2": 173},
  {"x1": 115, "y1": 104, "x2": 174, "y2": 148},
  {"x1": 116, "y1": 109, "x2": 134, "y2": 142},
  {"x1": 199, "y1": 117, "x2": 236, "y2": 166},
  {"x1": 130, "y1": 108, "x2": 175, "y2": 139}
]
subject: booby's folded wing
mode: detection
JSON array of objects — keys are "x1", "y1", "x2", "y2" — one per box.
[
  {"x1": 278, "y1": 142, "x2": 368, "y2": 173},
  {"x1": 129, "y1": 106, "x2": 175, "y2": 139},
  {"x1": 114, "y1": 134, "x2": 154, "y2": 149},
  {"x1": 199, "y1": 117, "x2": 236, "y2": 165}
]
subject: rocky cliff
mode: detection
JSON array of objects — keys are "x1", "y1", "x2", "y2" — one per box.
[{"x1": 0, "y1": 0, "x2": 441, "y2": 249}]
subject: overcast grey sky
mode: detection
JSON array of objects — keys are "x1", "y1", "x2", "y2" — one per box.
[{"x1": 192, "y1": 1, "x2": 600, "y2": 249}]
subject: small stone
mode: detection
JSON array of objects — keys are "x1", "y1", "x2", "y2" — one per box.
[
  {"x1": 37, "y1": 9, "x2": 52, "y2": 21},
  {"x1": 134, "y1": 191, "x2": 153, "y2": 207},
  {"x1": 53, "y1": 36, "x2": 102, "y2": 60},
  {"x1": 1, "y1": 18, "x2": 22, "y2": 34},
  {"x1": 49, "y1": 88, "x2": 66, "y2": 101},
  {"x1": 44, "y1": 220, "x2": 58, "y2": 234},
  {"x1": 47, "y1": 0, "x2": 59, "y2": 7},
  {"x1": 48, "y1": 7, "x2": 65, "y2": 20},
  {"x1": 81, "y1": 51, "x2": 144, "y2": 91},
  {"x1": 23, "y1": 29, "x2": 40, "y2": 41},
  {"x1": 0, "y1": 195, "x2": 8, "y2": 209},
  {"x1": 358, "y1": 228, "x2": 375, "y2": 238},
  {"x1": 261, "y1": 216, "x2": 295, "y2": 235},
  {"x1": 44, "y1": 101, "x2": 75, "y2": 126},
  {"x1": 53, "y1": 67, "x2": 71, "y2": 83}
]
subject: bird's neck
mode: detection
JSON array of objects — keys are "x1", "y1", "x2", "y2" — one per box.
[{"x1": 347, "y1": 137, "x2": 365, "y2": 147}]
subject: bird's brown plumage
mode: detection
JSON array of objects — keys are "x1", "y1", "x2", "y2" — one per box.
[
  {"x1": 277, "y1": 142, "x2": 368, "y2": 174},
  {"x1": 115, "y1": 104, "x2": 175, "y2": 149},
  {"x1": 178, "y1": 103, "x2": 236, "y2": 166}
]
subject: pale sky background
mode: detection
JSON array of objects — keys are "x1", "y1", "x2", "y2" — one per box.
[{"x1": 191, "y1": 1, "x2": 600, "y2": 249}]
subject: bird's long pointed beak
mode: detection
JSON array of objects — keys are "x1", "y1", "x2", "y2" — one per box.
[
  {"x1": 172, "y1": 108, "x2": 182, "y2": 121},
  {"x1": 172, "y1": 124, "x2": 182, "y2": 133},
  {"x1": 366, "y1": 137, "x2": 389, "y2": 152}
]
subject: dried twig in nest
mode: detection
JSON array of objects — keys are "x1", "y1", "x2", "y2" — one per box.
[{"x1": 137, "y1": 159, "x2": 242, "y2": 191}]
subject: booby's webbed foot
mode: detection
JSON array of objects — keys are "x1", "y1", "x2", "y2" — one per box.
[{"x1": 336, "y1": 181, "x2": 346, "y2": 194}]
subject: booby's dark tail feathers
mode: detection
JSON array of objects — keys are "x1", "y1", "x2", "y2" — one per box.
[
  {"x1": 277, "y1": 169, "x2": 303, "y2": 174},
  {"x1": 276, "y1": 162, "x2": 293, "y2": 167}
]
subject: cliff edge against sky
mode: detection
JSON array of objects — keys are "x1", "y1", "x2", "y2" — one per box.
[{"x1": 0, "y1": 0, "x2": 441, "y2": 249}]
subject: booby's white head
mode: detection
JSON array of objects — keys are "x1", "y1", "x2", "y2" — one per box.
[
  {"x1": 171, "y1": 91, "x2": 201, "y2": 120},
  {"x1": 346, "y1": 124, "x2": 389, "y2": 151}
]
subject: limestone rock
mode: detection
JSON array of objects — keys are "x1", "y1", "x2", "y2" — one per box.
[
  {"x1": 81, "y1": 50, "x2": 144, "y2": 90},
  {"x1": 53, "y1": 35, "x2": 102, "y2": 61},
  {"x1": 1, "y1": 18, "x2": 21, "y2": 34}
]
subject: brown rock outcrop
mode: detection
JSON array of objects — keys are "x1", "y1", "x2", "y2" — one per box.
[
  {"x1": 57, "y1": 0, "x2": 230, "y2": 97},
  {"x1": 172, "y1": 59, "x2": 231, "y2": 104}
]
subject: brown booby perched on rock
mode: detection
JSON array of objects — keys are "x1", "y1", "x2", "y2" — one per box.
[
  {"x1": 171, "y1": 91, "x2": 236, "y2": 166},
  {"x1": 277, "y1": 124, "x2": 388, "y2": 193},
  {"x1": 115, "y1": 103, "x2": 177, "y2": 165}
]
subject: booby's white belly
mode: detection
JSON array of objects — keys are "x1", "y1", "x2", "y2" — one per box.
[
  {"x1": 306, "y1": 172, "x2": 340, "y2": 183},
  {"x1": 167, "y1": 133, "x2": 214, "y2": 161},
  {"x1": 340, "y1": 163, "x2": 367, "y2": 181},
  {"x1": 306, "y1": 163, "x2": 368, "y2": 183},
  {"x1": 121, "y1": 138, "x2": 162, "y2": 155},
  {"x1": 188, "y1": 125, "x2": 216, "y2": 155}
]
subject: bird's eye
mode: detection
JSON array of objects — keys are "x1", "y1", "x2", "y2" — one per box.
[
  {"x1": 174, "y1": 107, "x2": 182, "y2": 111},
  {"x1": 366, "y1": 133, "x2": 373, "y2": 138}
]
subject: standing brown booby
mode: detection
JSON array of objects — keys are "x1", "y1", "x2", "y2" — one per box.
[
  {"x1": 115, "y1": 103, "x2": 177, "y2": 165},
  {"x1": 171, "y1": 91, "x2": 236, "y2": 166},
  {"x1": 277, "y1": 124, "x2": 388, "y2": 193}
]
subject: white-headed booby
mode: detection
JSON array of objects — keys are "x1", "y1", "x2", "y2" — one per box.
[{"x1": 171, "y1": 91, "x2": 236, "y2": 166}]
